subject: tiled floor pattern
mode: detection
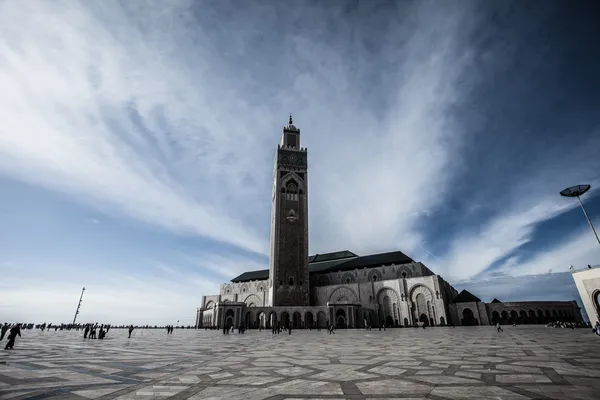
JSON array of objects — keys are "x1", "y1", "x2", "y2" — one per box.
[{"x1": 1, "y1": 326, "x2": 599, "y2": 399}]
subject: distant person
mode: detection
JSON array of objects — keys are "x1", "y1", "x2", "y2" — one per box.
[
  {"x1": 84, "y1": 325, "x2": 90, "y2": 339},
  {"x1": 128, "y1": 325, "x2": 134, "y2": 338},
  {"x1": 496, "y1": 322, "x2": 503, "y2": 332},
  {"x1": 0, "y1": 323, "x2": 9, "y2": 340},
  {"x1": 4, "y1": 324, "x2": 21, "y2": 350}
]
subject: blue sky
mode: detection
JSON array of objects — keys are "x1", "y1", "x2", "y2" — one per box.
[{"x1": 1, "y1": 0, "x2": 599, "y2": 325}]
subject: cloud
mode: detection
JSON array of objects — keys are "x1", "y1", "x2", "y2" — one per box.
[
  {"x1": 0, "y1": 0, "x2": 269, "y2": 255},
  {"x1": 0, "y1": 1, "x2": 478, "y2": 260},
  {"x1": 498, "y1": 226, "x2": 600, "y2": 277}
]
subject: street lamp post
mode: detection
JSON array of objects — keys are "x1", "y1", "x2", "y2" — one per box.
[
  {"x1": 560, "y1": 184, "x2": 600, "y2": 247},
  {"x1": 72, "y1": 287, "x2": 86, "y2": 325}
]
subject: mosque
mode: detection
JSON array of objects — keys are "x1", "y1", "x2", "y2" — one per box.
[{"x1": 195, "y1": 117, "x2": 583, "y2": 329}]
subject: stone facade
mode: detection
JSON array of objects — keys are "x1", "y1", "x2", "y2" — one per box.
[
  {"x1": 571, "y1": 265, "x2": 600, "y2": 323},
  {"x1": 195, "y1": 117, "x2": 584, "y2": 329},
  {"x1": 448, "y1": 298, "x2": 582, "y2": 326}
]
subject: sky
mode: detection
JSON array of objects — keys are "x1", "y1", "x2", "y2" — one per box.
[{"x1": 1, "y1": 0, "x2": 600, "y2": 325}]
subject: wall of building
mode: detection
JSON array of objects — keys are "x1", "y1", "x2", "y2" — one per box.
[
  {"x1": 449, "y1": 300, "x2": 582, "y2": 326},
  {"x1": 217, "y1": 280, "x2": 270, "y2": 307},
  {"x1": 572, "y1": 268, "x2": 600, "y2": 323},
  {"x1": 310, "y1": 272, "x2": 449, "y2": 327},
  {"x1": 485, "y1": 301, "x2": 582, "y2": 324}
]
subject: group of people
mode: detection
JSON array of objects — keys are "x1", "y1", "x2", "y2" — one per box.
[
  {"x1": 83, "y1": 324, "x2": 109, "y2": 339},
  {"x1": 1, "y1": 323, "x2": 22, "y2": 350}
]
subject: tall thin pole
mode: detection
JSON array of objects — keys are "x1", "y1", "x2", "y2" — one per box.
[
  {"x1": 72, "y1": 287, "x2": 85, "y2": 325},
  {"x1": 577, "y1": 196, "x2": 600, "y2": 247}
]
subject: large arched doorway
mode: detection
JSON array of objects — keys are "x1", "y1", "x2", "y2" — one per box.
[
  {"x1": 280, "y1": 312, "x2": 290, "y2": 328},
  {"x1": 501, "y1": 310, "x2": 509, "y2": 323},
  {"x1": 293, "y1": 312, "x2": 302, "y2": 329},
  {"x1": 257, "y1": 312, "x2": 266, "y2": 329},
  {"x1": 419, "y1": 313, "x2": 429, "y2": 326},
  {"x1": 305, "y1": 312, "x2": 314, "y2": 329},
  {"x1": 528, "y1": 310, "x2": 536, "y2": 324},
  {"x1": 224, "y1": 310, "x2": 235, "y2": 329},
  {"x1": 268, "y1": 312, "x2": 277, "y2": 329},
  {"x1": 594, "y1": 291, "x2": 600, "y2": 321},
  {"x1": 510, "y1": 310, "x2": 518, "y2": 324},
  {"x1": 404, "y1": 318, "x2": 409, "y2": 326},
  {"x1": 519, "y1": 310, "x2": 528, "y2": 323},
  {"x1": 244, "y1": 311, "x2": 253, "y2": 328},
  {"x1": 336, "y1": 309, "x2": 346, "y2": 328},
  {"x1": 317, "y1": 311, "x2": 327, "y2": 329},
  {"x1": 462, "y1": 308, "x2": 477, "y2": 326},
  {"x1": 491, "y1": 311, "x2": 500, "y2": 324},
  {"x1": 385, "y1": 315, "x2": 394, "y2": 327},
  {"x1": 440, "y1": 316, "x2": 445, "y2": 326},
  {"x1": 363, "y1": 311, "x2": 371, "y2": 327},
  {"x1": 537, "y1": 309, "x2": 544, "y2": 323}
]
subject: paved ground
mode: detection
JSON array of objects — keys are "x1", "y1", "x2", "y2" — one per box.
[{"x1": 1, "y1": 326, "x2": 599, "y2": 400}]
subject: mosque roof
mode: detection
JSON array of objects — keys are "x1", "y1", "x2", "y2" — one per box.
[
  {"x1": 491, "y1": 298, "x2": 502, "y2": 303},
  {"x1": 452, "y1": 289, "x2": 482, "y2": 304},
  {"x1": 230, "y1": 250, "x2": 414, "y2": 283}
]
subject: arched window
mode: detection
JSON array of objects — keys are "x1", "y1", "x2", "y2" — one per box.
[
  {"x1": 345, "y1": 277, "x2": 351, "y2": 284},
  {"x1": 402, "y1": 272, "x2": 407, "y2": 278},
  {"x1": 242, "y1": 288, "x2": 246, "y2": 293},
  {"x1": 372, "y1": 275, "x2": 378, "y2": 282},
  {"x1": 259, "y1": 287, "x2": 264, "y2": 292},
  {"x1": 286, "y1": 182, "x2": 299, "y2": 201}
]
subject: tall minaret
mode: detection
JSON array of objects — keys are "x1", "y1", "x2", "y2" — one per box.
[{"x1": 267, "y1": 115, "x2": 309, "y2": 307}]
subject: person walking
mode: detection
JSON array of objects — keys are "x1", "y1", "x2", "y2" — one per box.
[
  {"x1": 496, "y1": 322, "x2": 503, "y2": 332},
  {"x1": 0, "y1": 324, "x2": 9, "y2": 341},
  {"x1": 4, "y1": 324, "x2": 21, "y2": 350}
]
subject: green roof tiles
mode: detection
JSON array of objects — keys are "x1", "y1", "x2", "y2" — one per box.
[{"x1": 230, "y1": 250, "x2": 414, "y2": 283}]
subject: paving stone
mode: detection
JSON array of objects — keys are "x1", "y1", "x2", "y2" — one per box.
[{"x1": 0, "y1": 326, "x2": 599, "y2": 400}]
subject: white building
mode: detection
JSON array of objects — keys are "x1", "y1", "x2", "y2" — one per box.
[{"x1": 572, "y1": 266, "x2": 600, "y2": 323}]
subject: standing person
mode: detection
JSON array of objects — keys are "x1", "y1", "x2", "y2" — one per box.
[
  {"x1": 288, "y1": 322, "x2": 292, "y2": 335},
  {"x1": 128, "y1": 325, "x2": 134, "y2": 338},
  {"x1": 0, "y1": 324, "x2": 9, "y2": 340},
  {"x1": 83, "y1": 325, "x2": 90, "y2": 339},
  {"x1": 4, "y1": 324, "x2": 21, "y2": 350},
  {"x1": 496, "y1": 322, "x2": 503, "y2": 332}
]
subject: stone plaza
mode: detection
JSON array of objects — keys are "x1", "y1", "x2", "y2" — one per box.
[{"x1": 1, "y1": 326, "x2": 600, "y2": 399}]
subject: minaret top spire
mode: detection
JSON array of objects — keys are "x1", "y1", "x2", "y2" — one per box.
[{"x1": 284, "y1": 113, "x2": 299, "y2": 133}]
